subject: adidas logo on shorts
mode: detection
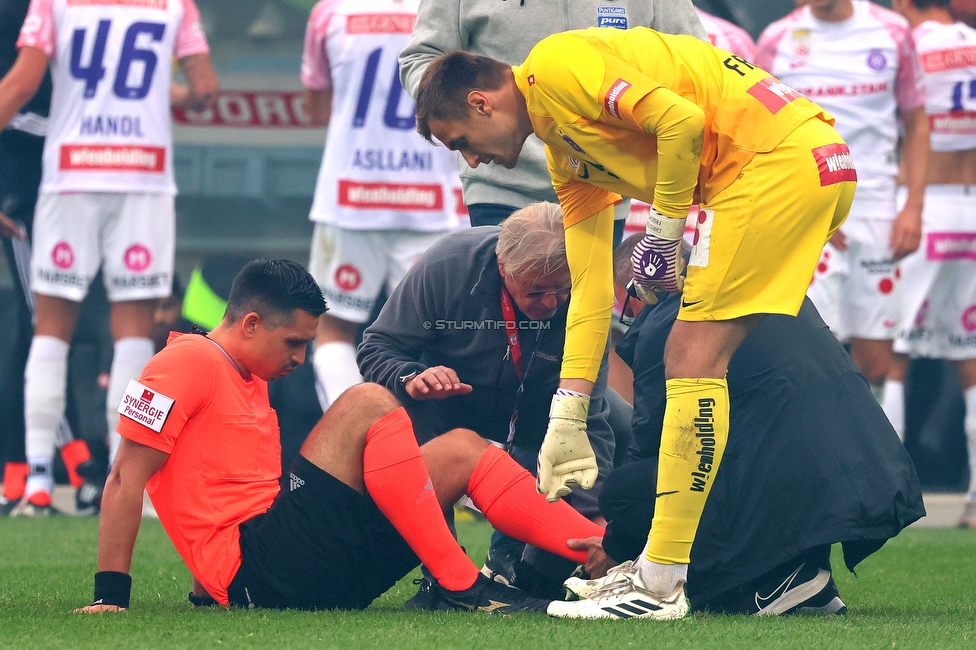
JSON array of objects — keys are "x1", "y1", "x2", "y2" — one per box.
[{"x1": 289, "y1": 473, "x2": 305, "y2": 491}]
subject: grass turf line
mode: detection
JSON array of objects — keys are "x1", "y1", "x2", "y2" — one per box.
[{"x1": 0, "y1": 517, "x2": 974, "y2": 649}]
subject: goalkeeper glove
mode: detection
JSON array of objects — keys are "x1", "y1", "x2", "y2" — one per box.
[
  {"x1": 537, "y1": 392, "x2": 598, "y2": 502},
  {"x1": 632, "y1": 206, "x2": 686, "y2": 301}
]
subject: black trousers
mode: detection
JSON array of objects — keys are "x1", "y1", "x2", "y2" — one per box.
[{"x1": 0, "y1": 130, "x2": 42, "y2": 468}]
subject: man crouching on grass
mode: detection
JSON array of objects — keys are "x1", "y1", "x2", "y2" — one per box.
[{"x1": 75, "y1": 259, "x2": 604, "y2": 613}]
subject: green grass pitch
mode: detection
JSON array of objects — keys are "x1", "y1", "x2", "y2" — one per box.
[{"x1": 1, "y1": 517, "x2": 974, "y2": 649}]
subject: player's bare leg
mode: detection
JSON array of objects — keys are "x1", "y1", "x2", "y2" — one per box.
[
  {"x1": 850, "y1": 337, "x2": 894, "y2": 398},
  {"x1": 312, "y1": 313, "x2": 363, "y2": 412}
]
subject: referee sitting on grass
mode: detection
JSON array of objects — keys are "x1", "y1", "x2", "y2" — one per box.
[{"x1": 75, "y1": 259, "x2": 604, "y2": 613}]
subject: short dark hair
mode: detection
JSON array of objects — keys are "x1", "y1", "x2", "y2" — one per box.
[
  {"x1": 416, "y1": 50, "x2": 511, "y2": 142},
  {"x1": 225, "y1": 259, "x2": 327, "y2": 327},
  {"x1": 915, "y1": 0, "x2": 950, "y2": 8}
]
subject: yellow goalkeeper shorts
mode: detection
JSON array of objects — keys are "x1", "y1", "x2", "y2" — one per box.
[{"x1": 678, "y1": 116, "x2": 855, "y2": 322}]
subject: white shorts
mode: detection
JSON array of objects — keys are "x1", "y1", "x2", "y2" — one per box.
[
  {"x1": 308, "y1": 224, "x2": 448, "y2": 323},
  {"x1": 806, "y1": 219, "x2": 901, "y2": 341},
  {"x1": 894, "y1": 185, "x2": 976, "y2": 360},
  {"x1": 31, "y1": 192, "x2": 175, "y2": 303}
]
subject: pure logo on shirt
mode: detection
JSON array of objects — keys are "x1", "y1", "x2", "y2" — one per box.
[
  {"x1": 118, "y1": 379, "x2": 174, "y2": 433},
  {"x1": 597, "y1": 6, "x2": 627, "y2": 29}
]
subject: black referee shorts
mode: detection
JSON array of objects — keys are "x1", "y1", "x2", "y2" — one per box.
[{"x1": 227, "y1": 455, "x2": 419, "y2": 610}]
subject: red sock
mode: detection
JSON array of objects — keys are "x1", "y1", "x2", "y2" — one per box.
[
  {"x1": 467, "y1": 446, "x2": 605, "y2": 565},
  {"x1": 27, "y1": 491, "x2": 52, "y2": 507},
  {"x1": 2, "y1": 462, "x2": 28, "y2": 501},
  {"x1": 362, "y1": 408, "x2": 479, "y2": 591},
  {"x1": 60, "y1": 440, "x2": 92, "y2": 489}
]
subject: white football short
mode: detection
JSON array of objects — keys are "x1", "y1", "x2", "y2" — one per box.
[
  {"x1": 308, "y1": 224, "x2": 448, "y2": 323},
  {"x1": 806, "y1": 218, "x2": 901, "y2": 341},
  {"x1": 31, "y1": 192, "x2": 175, "y2": 303},
  {"x1": 894, "y1": 185, "x2": 976, "y2": 360}
]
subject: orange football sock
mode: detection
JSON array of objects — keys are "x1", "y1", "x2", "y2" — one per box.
[
  {"x1": 2, "y1": 462, "x2": 28, "y2": 501},
  {"x1": 362, "y1": 408, "x2": 478, "y2": 591},
  {"x1": 467, "y1": 445, "x2": 604, "y2": 564},
  {"x1": 60, "y1": 439, "x2": 91, "y2": 489}
]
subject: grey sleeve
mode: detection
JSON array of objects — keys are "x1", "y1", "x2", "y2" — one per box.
[
  {"x1": 399, "y1": 0, "x2": 464, "y2": 99},
  {"x1": 357, "y1": 260, "x2": 438, "y2": 401},
  {"x1": 650, "y1": 0, "x2": 707, "y2": 41},
  {"x1": 586, "y1": 350, "x2": 616, "y2": 480}
]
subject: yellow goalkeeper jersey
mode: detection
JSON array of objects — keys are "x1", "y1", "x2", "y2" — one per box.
[{"x1": 512, "y1": 27, "x2": 832, "y2": 225}]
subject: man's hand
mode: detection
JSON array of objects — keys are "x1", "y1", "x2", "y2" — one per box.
[
  {"x1": 890, "y1": 202, "x2": 922, "y2": 261},
  {"x1": 0, "y1": 211, "x2": 27, "y2": 240},
  {"x1": 404, "y1": 366, "x2": 473, "y2": 401},
  {"x1": 74, "y1": 604, "x2": 126, "y2": 614},
  {"x1": 828, "y1": 228, "x2": 848, "y2": 252},
  {"x1": 567, "y1": 536, "x2": 614, "y2": 579},
  {"x1": 632, "y1": 207, "x2": 686, "y2": 301},
  {"x1": 537, "y1": 393, "x2": 598, "y2": 502}
]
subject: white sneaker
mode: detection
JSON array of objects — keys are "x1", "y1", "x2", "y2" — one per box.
[
  {"x1": 563, "y1": 560, "x2": 637, "y2": 599},
  {"x1": 548, "y1": 566, "x2": 689, "y2": 620}
]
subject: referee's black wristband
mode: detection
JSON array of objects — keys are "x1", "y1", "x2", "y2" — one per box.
[{"x1": 93, "y1": 571, "x2": 132, "y2": 609}]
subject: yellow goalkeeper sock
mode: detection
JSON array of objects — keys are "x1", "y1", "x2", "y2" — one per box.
[{"x1": 646, "y1": 377, "x2": 729, "y2": 565}]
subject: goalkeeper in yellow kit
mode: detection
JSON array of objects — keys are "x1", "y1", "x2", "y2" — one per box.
[{"x1": 416, "y1": 27, "x2": 856, "y2": 620}]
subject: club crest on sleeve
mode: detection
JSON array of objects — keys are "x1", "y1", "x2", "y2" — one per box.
[{"x1": 118, "y1": 379, "x2": 174, "y2": 433}]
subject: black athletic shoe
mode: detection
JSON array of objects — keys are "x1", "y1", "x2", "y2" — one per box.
[
  {"x1": 74, "y1": 460, "x2": 104, "y2": 516},
  {"x1": 480, "y1": 539, "x2": 523, "y2": 586},
  {"x1": 793, "y1": 574, "x2": 847, "y2": 615},
  {"x1": 752, "y1": 561, "x2": 844, "y2": 616},
  {"x1": 403, "y1": 577, "x2": 437, "y2": 611},
  {"x1": 431, "y1": 573, "x2": 552, "y2": 615}
]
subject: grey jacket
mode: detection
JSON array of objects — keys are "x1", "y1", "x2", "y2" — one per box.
[
  {"x1": 358, "y1": 227, "x2": 615, "y2": 515},
  {"x1": 399, "y1": 0, "x2": 706, "y2": 208}
]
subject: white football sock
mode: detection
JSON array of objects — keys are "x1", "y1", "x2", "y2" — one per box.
[
  {"x1": 24, "y1": 336, "x2": 70, "y2": 496},
  {"x1": 106, "y1": 337, "x2": 155, "y2": 465},
  {"x1": 25, "y1": 456, "x2": 54, "y2": 499},
  {"x1": 964, "y1": 385, "x2": 976, "y2": 501},
  {"x1": 313, "y1": 341, "x2": 363, "y2": 412},
  {"x1": 635, "y1": 539, "x2": 688, "y2": 595},
  {"x1": 881, "y1": 379, "x2": 905, "y2": 442}
]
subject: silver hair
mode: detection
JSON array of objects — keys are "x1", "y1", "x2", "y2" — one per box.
[{"x1": 495, "y1": 202, "x2": 568, "y2": 279}]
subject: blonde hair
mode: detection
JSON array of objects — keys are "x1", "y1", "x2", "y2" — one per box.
[{"x1": 496, "y1": 202, "x2": 568, "y2": 279}]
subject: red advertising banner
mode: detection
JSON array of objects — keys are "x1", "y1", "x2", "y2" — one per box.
[{"x1": 172, "y1": 91, "x2": 318, "y2": 128}]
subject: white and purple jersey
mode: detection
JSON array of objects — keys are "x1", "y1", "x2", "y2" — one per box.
[
  {"x1": 18, "y1": 0, "x2": 209, "y2": 195},
  {"x1": 303, "y1": 0, "x2": 459, "y2": 231},
  {"x1": 696, "y1": 9, "x2": 756, "y2": 61},
  {"x1": 757, "y1": 0, "x2": 924, "y2": 220},
  {"x1": 913, "y1": 19, "x2": 976, "y2": 152}
]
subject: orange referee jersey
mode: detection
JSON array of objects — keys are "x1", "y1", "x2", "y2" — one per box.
[{"x1": 117, "y1": 332, "x2": 282, "y2": 606}]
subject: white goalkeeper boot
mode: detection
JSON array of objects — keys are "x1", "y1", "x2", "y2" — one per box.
[
  {"x1": 548, "y1": 563, "x2": 688, "y2": 620},
  {"x1": 563, "y1": 560, "x2": 638, "y2": 600}
]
